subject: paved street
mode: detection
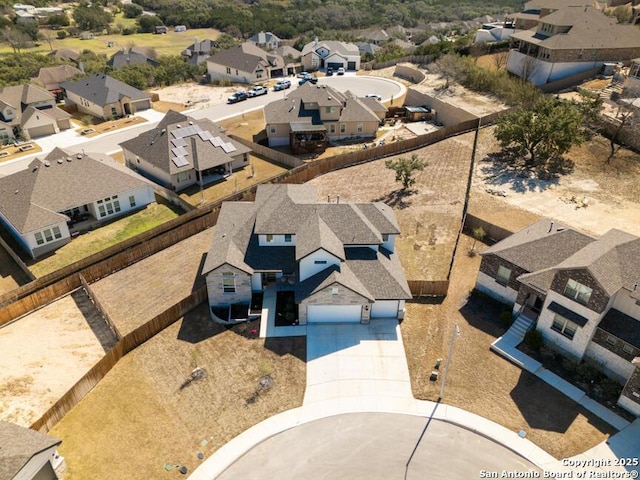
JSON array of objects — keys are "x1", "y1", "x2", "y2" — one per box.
[{"x1": 216, "y1": 412, "x2": 542, "y2": 480}]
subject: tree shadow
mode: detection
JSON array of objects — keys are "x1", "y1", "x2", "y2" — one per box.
[
  {"x1": 373, "y1": 188, "x2": 418, "y2": 209},
  {"x1": 479, "y1": 150, "x2": 573, "y2": 194},
  {"x1": 264, "y1": 336, "x2": 307, "y2": 362}
]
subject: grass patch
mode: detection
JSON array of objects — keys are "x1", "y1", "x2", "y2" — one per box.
[{"x1": 28, "y1": 202, "x2": 181, "y2": 277}]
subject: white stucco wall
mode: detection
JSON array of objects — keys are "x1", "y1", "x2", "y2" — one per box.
[
  {"x1": 371, "y1": 300, "x2": 399, "y2": 318},
  {"x1": 617, "y1": 393, "x2": 640, "y2": 416},
  {"x1": 475, "y1": 271, "x2": 518, "y2": 305},
  {"x1": 382, "y1": 234, "x2": 396, "y2": 252},
  {"x1": 24, "y1": 220, "x2": 70, "y2": 257},
  {"x1": 506, "y1": 50, "x2": 601, "y2": 86},
  {"x1": 207, "y1": 61, "x2": 259, "y2": 84},
  {"x1": 299, "y1": 249, "x2": 341, "y2": 281},
  {"x1": 610, "y1": 288, "x2": 640, "y2": 319}
]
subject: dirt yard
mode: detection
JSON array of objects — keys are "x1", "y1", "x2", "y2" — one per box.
[
  {"x1": 401, "y1": 234, "x2": 616, "y2": 460},
  {"x1": 150, "y1": 82, "x2": 245, "y2": 110},
  {"x1": 50, "y1": 303, "x2": 306, "y2": 480},
  {"x1": 307, "y1": 133, "x2": 473, "y2": 280},
  {"x1": 89, "y1": 228, "x2": 213, "y2": 337},
  {"x1": 0, "y1": 290, "x2": 116, "y2": 427},
  {"x1": 470, "y1": 126, "x2": 640, "y2": 237}
]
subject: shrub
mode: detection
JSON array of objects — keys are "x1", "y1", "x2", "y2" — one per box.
[
  {"x1": 523, "y1": 329, "x2": 543, "y2": 351},
  {"x1": 56, "y1": 30, "x2": 68, "y2": 39},
  {"x1": 122, "y1": 26, "x2": 137, "y2": 35}
]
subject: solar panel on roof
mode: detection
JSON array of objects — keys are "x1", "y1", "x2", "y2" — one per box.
[
  {"x1": 221, "y1": 142, "x2": 237, "y2": 153},
  {"x1": 171, "y1": 146, "x2": 189, "y2": 157},
  {"x1": 171, "y1": 138, "x2": 187, "y2": 147},
  {"x1": 172, "y1": 156, "x2": 190, "y2": 168},
  {"x1": 211, "y1": 136, "x2": 223, "y2": 147}
]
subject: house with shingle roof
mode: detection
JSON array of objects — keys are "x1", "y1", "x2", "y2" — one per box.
[
  {"x1": 263, "y1": 83, "x2": 385, "y2": 154},
  {"x1": 248, "y1": 31, "x2": 282, "y2": 50},
  {"x1": 119, "y1": 110, "x2": 251, "y2": 192},
  {"x1": 0, "y1": 148, "x2": 155, "y2": 258},
  {"x1": 300, "y1": 39, "x2": 361, "y2": 72},
  {"x1": 507, "y1": 5, "x2": 640, "y2": 85},
  {"x1": 61, "y1": 73, "x2": 152, "y2": 120},
  {"x1": 181, "y1": 38, "x2": 219, "y2": 65},
  {"x1": 107, "y1": 48, "x2": 159, "y2": 70},
  {"x1": 0, "y1": 84, "x2": 71, "y2": 141},
  {"x1": 203, "y1": 184, "x2": 411, "y2": 325},
  {"x1": 206, "y1": 42, "x2": 290, "y2": 84},
  {"x1": 0, "y1": 420, "x2": 63, "y2": 480},
  {"x1": 476, "y1": 218, "x2": 640, "y2": 416},
  {"x1": 31, "y1": 65, "x2": 83, "y2": 101}
]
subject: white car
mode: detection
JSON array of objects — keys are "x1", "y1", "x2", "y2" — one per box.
[
  {"x1": 247, "y1": 86, "x2": 268, "y2": 97},
  {"x1": 337, "y1": 67, "x2": 346, "y2": 75}
]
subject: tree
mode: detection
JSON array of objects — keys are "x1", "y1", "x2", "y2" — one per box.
[
  {"x1": 494, "y1": 98, "x2": 584, "y2": 165},
  {"x1": 123, "y1": 3, "x2": 143, "y2": 18},
  {"x1": 137, "y1": 14, "x2": 163, "y2": 33},
  {"x1": 1, "y1": 27, "x2": 33, "y2": 54},
  {"x1": 48, "y1": 14, "x2": 70, "y2": 28},
  {"x1": 604, "y1": 102, "x2": 639, "y2": 162},
  {"x1": 385, "y1": 154, "x2": 426, "y2": 190},
  {"x1": 492, "y1": 50, "x2": 509, "y2": 70},
  {"x1": 470, "y1": 226, "x2": 486, "y2": 254},
  {"x1": 73, "y1": 4, "x2": 113, "y2": 31}
]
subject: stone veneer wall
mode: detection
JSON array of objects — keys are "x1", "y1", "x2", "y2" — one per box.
[
  {"x1": 549, "y1": 269, "x2": 609, "y2": 314},
  {"x1": 299, "y1": 284, "x2": 370, "y2": 325}
]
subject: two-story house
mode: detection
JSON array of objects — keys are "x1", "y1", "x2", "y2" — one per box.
[
  {"x1": 263, "y1": 83, "x2": 385, "y2": 153},
  {"x1": 248, "y1": 31, "x2": 282, "y2": 50},
  {"x1": 300, "y1": 39, "x2": 361, "y2": 72},
  {"x1": 507, "y1": 5, "x2": 640, "y2": 86},
  {"x1": 206, "y1": 42, "x2": 289, "y2": 84},
  {"x1": 476, "y1": 219, "x2": 640, "y2": 416},
  {"x1": 181, "y1": 38, "x2": 219, "y2": 65},
  {"x1": 0, "y1": 148, "x2": 155, "y2": 259},
  {"x1": 203, "y1": 184, "x2": 412, "y2": 325},
  {"x1": 120, "y1": 110, "x2": 251, "y2": 192}
]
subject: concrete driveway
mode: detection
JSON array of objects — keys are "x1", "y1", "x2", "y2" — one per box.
[{"x1": 304, "y1": 319, "x2": 414, "y2": 410}]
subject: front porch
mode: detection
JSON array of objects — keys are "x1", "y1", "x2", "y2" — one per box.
[{"x1": 259, "y1": 286, "x2": 307, "y2": 338}]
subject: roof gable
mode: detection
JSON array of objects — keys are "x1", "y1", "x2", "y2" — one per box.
[{"x1": 61, "y1": 73, "x2": 150, "y2": 107}]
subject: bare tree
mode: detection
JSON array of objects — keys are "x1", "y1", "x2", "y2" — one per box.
[
  {"x1": 605, "y1": 101, "x2": 639, "y2": 162},
  {"x1": 492, "y1": 50, "x2": 509, "y2": 70},
  {"x1": 519, "y1": 54, "x2": 539, "y2": 82},
  {"x1": 1, "y1": 27, "x2": 33, "y2": 54},
  {"x1": 41, "y1": 29, "x2": 56, "y2": 51}
]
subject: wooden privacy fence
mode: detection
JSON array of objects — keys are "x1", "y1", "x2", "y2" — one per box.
[
  {"x1": 408, "y1": 280, "x2": 450, "y2": 297},
  {"x1": 231, "y1": 136, "x2": 304, "y2": 169},
  {"x1": 463, "y1": 213, "x2": 515, "y2": 243},
  {"x1": 30, "y1": 286, "x2": 207, "y2": 434}
]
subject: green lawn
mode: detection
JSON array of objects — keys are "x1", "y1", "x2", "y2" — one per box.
[
  {"x1": 28, "y1": 202, "x2": 181, "y2": 278},
  {"x1": 0, "y1": 27, "x2": 220, "y2": 57}
]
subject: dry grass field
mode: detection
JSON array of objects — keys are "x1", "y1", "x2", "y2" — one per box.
[
  {"x1": 49, "y1": 303, "x2": 306, "y2": 480},
  {"x1": 0, "y1": 243, "x2": 31, "y2": 295}
]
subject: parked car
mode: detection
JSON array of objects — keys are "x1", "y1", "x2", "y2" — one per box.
[
  {"x1": 297, "y1": 71, "x2": 310, "y2": 78},
  {"x1": 247, "y1": 85, "x2": 268, "y2": 97},
  {"x1": 337, "y1": 67, "x2": 345, "y2": 75},
  {"x1": 326, "y1": 67, "x2": 334, "y2": 76},
  {"x1": 299, "y1": 75, "x2": 318, "y2": 86},
  {"x1": 227, "y1": 91, "x2": 248, "y2": 104},
  {"x1": 364, "y1": 93, "x2": 382, "y2": 101},
  {"x1": 273, "y1": 79, "x2": 291, "y2": 91}
]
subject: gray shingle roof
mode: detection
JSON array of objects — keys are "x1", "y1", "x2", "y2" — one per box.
[
  {"x1": 119, "y1": 110, "x2": 250, "y2": 176},
  {"x1": 32, "y1": 65, "x2": 83, "y2": 87},
  {"x1": 61, "y1": 73, "x2": 150, "y2": 107},
  {"x1": 0, "y1": 84, "x2": 55, "y2": 126},
  {"x1": 481, "y1": 218, "x2": 594, "y2": 272},
  {"x1": 107, "y1": 49, "x2": 159, "y2": 69},
  {"x1": 206, "y1": 42, "x2": 275, "y2": 73},
  {"x1": 0, "y1": 148, "x2": 151, "y2": 234},
  {"x1": 301, "y1": 40, "x2": 360, "y2": 57},
  {"x1": 203, "y1": 184, "x2": 410, "y2": 301},
  {"x1": 0, "y1": 421, "x2": 61, "y2": 480}
]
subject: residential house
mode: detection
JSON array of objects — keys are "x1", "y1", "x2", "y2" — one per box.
[
  {"x1": 0, "y1": 148, "x2": 155, "y2": 259},
  {"x1": 476, "y1": 218, "x2": 640, "y2": 416},
  {"x1": 248, "y1": 31, "x2": 282, "y2": 50},
  {"x1": 61, "y1": 73, "x2": 152, "y2": 120},
  {"x1": 625, "y1": 58, "x2": 640, "y2": 94},
  {"x1": 107, "y1": 48, "x2": 159, "y2": 70},
  {"x1": 474, "y1": 19, "x2": 516, "y2": 43},
  {"x1": 48, "y1": 49, "x2": 80, "y2": 64},
  {"x1": 263, "y1": 83, "x2": 385, "y2": 154},
  {"x1": 355, "y1": 42, "x2": 380, "y2": 58},
  {"x1": 120, "y1": 110, "x2": 251, "y2": 192},
  {"x1": 154, "y1": 25, "x2": 168, "y2": 34},
  {"x1": 0, "y1": 420, "x2": 64, "y2": 480},
  {"x1": 300, "y1": 39, "x2": 361, "y2": 72},
  {"x1": 181, "y1": 38, "x2": 219, "y2": 65},
  {"x1": 206, "y1": 42, "x2": 290, "y2": 83},
  {"x1": 31, "y1": 65, "x2": 83, "y2": 101},
  {"x1": 202, "y1": 184, "x2": 412, "y2": 325},
  {"x1": 0, "y1": 84, "x2": 71, "y2": 140},
  {"x1": 511, "y1": 0, "x2": 599, "y2": 31},
  {"x1": 507, "y1": 4, "x2": 640, "y2": 85}
]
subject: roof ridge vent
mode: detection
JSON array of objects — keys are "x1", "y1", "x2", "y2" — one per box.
[
  {"x1": 76, "y1": 154, "x2": 82, "y2": 159},
  {"x1": 57, "y1": 158, "x2": 63, "y2": 164},
  {"x1": 44, "y1": 161, "x2": 50, "y2": 167},
  {"x1": 66, "y1": 157, "x2": 72, "y2": 162}
]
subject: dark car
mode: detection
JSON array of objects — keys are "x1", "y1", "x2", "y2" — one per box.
[
  {"x1": 299, "y1": 75, "x2": 318, "y2": 86},
  {"x1": 227, "y1": 91, "x2": 248, "y2": 104},
  {"x1": 326, "y1": 67, "x2": 334, "y2": 76}
]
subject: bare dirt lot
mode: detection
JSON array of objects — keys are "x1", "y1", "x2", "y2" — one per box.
[
  {"x1": 0, "y1": 290, "x2": 116, "y2": 427},
  {"x1": 470, "y1": 127, "x2": 640, "y2": 237},
  {"x1": 90, "y1": 229, "x2": 212, "y2": 336},
  {"x1": 50, "y1": 303, "x2": 306, "y2": 480}
]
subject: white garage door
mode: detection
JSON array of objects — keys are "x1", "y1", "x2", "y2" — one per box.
[
  {"x1": 371, "y1": 301, "x2": 399, "y2": 318},
  {"x1": 307, "y1": 305, "x2": 361, "y2": 323}
]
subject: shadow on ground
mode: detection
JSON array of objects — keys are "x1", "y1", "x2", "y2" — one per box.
[
  {"x1": 458, "y1": 291, "x2": 508, "y2": 338},
  {"x1": 264, "y1": 336, "x2": 307, "y2": 362},
  {"x1": 373, "y1": 188, "x2": 418, "y2": 209}
]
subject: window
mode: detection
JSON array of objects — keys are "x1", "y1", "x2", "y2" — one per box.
[
  {"x1": 256, "y1": 71, "x2": 263, "y2": 79},
  {"x1": 606, "y1": 335, "x2": 617, "y2": 346},
  {"x1": 52, "y1": 226, "x2": 62, "y2": 239},
  {"x1": 35, "y1": 232, "x2": 44, "y2": 245},
  {"x1": 496, "y1": 265, "x2": 511, "y2": 286},
  {"x1": 564, "y1": 278, "x2": 592, "y2": 305},
  {"x1": 269, "y1": 125, "x2": 276, "y2": 134},
  {"x1": 331, "y1": 287, "x2": 339, "y2": 296},
  {"x1": 226, "y1": 67, "x2": 231, "y2": 74},
  {"x1": 357, "y1": 123, "x2": 363, "y2": 133},
  {"x1": 314, "y1": 260, "x2": 327, "y2": 265},
  {"x1": 235, "y1": 69, "x2": 238, "y2": 75},
  {"x1": 177, "y1": 171, "x2": 191, "y2": 182},
  {"x1": 98, "y1": 195, "x2": 120, "y2": 218},
  {"x1": 44, "y1": 229, "x2": 53, "y2": 242},
  {"x1": 266, "y1": 234, "x2": 274, "y2": 243},
  {"x1": 340, "y1": 124, "x2": 346, "y2": 133},
  {"x1": 284, "y1": 234, "x2": 292, "y2": 243},
  {"x1": 326, "y1": 106, "x2": 334, "y2": 113},
  {"x1": 382, "y1": 234, "x2": 389, "y2": 242},
  {"x1": 623, "y1": 344, "x2": 634, "y2": 355},
  {"x1": 129, "y1": 195, "x2": 136, "y2": 208},
  {"x1": 222, "y1": 272, "x2": 235, "y2": 293},
  {"x1": 551, "y1": 315, "x2": 578, "y2": 340},
  {"x1": 329, "y1": 124, "x2": 336, "y2": 133}
]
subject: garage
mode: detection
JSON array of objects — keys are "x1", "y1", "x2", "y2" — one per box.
[
  {"x1": 307, "y1": 304, "x2": 362, "y2": 323},
  {"x1": 26, "y1": 124, "x2": 56, "y2": 138},
  {"x1": 347, "y1": 61, "x2": 357, "y2": 70},
  {"x1": 327, "y1": 62, "x2": 344, "y2": 70},
  {"x1": 371, "y1": 301, "x2": 399, "y2": 319}
]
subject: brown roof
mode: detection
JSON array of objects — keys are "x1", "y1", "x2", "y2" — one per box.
[
  {"x1": 0, "y1": 421, "x2": 61, "y2": 480},
  {"x1": 0, "y1": 85, "x2": 55, "y2": 126},
  {"x1": 0, "y1": 148, "x2": 151, "y2": 234},
  {"x1": 32, "y1": 65, "x2": 83, "y2": 87},
  {"x1": 119, "y1": 110, "x2": 251, "y2": 176},
  {"x1": 206, "y1": 42, "x2": 275, "y2": 73}
]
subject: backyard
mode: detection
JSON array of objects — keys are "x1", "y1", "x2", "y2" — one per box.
[{"x1": 28, "y1": 200, "x2": 181, "y2": 278}]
